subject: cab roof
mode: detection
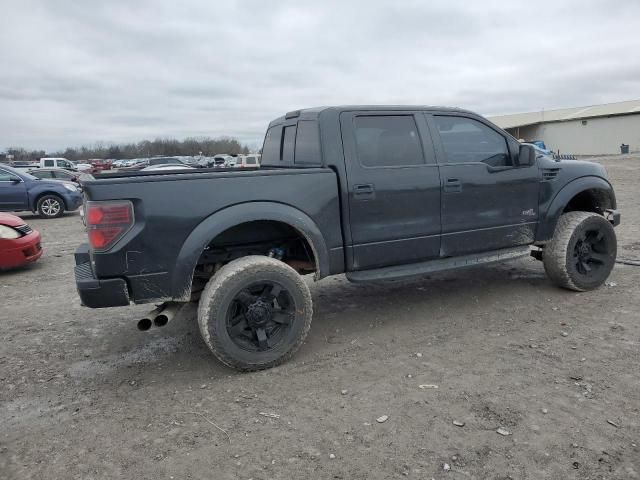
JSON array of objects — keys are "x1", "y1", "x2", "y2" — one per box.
[{"x1": 268, "y1": 105, "x2": 477, "y2": 126}]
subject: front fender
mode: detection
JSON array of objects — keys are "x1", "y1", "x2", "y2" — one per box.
[
  {"x1": 170, "y1": 201, "x2": 330, "y2": 300},
  {"x1": 537, "y1": 176, "x2": 615, "y2": 241}
]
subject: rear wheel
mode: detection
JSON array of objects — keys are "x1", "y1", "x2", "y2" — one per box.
[
  {"x1": 543, "y1": 211, "x2": 616, "y2": 291},
  {"x1": 36, "y1": 194, "x2": 65, "y2": 218},
  {"x1": 197, "y1": 255, "x2": 313, "y2": 371}
]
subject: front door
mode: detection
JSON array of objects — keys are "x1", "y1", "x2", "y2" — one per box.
[
  {"x1": 428, "y1": 114, "x2": 539, "y2": 256},
  {"x1": 0, "y1": 168, "x2": 28, "y2": 211},
  {"x1": 341, "y1": 111, "x2": 442, "y2": 270}
]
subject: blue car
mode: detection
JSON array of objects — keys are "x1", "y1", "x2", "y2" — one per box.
[{"x1": 0, "y1": 164, "x2": 83, "y2": 218}]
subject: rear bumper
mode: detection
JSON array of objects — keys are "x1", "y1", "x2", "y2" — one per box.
[{"x1": 74, "y1": 243, "x2": 130, "y2": 308}]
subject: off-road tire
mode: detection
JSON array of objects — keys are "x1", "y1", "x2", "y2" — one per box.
[
  {"x1": 36, "y1": 194, "x2": 65, "y2": 218},
  {"x1": 197, "y1": 255, "x2": 313, "y2": 371},
  {"x1": 543, "y1": 211, "x2": 616, "y2": 291}
]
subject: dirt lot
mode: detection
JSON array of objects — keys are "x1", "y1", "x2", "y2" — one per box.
[{"x1": 1, "y1": 155, "x2": 639, "y2": 480}]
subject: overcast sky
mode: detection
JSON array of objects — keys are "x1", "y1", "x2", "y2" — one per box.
[{"x1": 1, "y1": 0, "x2": 639, "y2": 151}]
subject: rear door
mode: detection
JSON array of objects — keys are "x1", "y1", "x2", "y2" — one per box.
[
  {"x1": 428, "y1": 113, "x2": 539, "y2": 256},
  {"x1": 341, "y1": 111, "x2": 441, "y2": 270},
  {"x1": 0, "y1": 168, "x2": 28, "y2": 210}
]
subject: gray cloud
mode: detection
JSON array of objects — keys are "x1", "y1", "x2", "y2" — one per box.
[{"x1": 1, "y1": 0, "x2": 639, "y2": 151}]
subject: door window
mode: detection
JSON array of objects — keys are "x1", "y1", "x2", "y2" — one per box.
[
  {"x1": 354, "y1": 115, "x2": 424, "y2": 167},
  {"x1": 44, "y1": 159, "x2": 54, "y2": 167},
  {"x1": 434, "y1": 116, "x2": 511, "y2": 167},
  {"x1": 0, "y1": 169, "x2": 14, "y2": 181}
]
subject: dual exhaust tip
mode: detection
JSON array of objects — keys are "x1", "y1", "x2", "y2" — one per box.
[{"x1": 137, "y1": 303, "x2": 181, "y2": 331}]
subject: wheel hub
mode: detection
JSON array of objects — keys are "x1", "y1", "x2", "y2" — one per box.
[
  {"x1": 578, "y1": 242, "x2": 591, "y2": 258},
  {"x1": 245, "y1": 300, "x2": 274, "y2": 328}
]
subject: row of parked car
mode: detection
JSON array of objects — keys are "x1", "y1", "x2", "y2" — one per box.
[{"x1": 111, "y1": 154, "x2": 261, "y2": 171}]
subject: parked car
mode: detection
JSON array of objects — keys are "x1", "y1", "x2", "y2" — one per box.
[
  {"x1": 74, "y1": 105, "x2": 619, "y2": 371},
  {"x1": 0, "y1": 213, "x2": 42, "y2": 270},
  {"x1": 235, "y1": 154, "x2": 261, "y2": 168},
  {"x1": 88, "y1": 159, "x2": 112, "y2": 172},
  {"x1": 142, "y1": 163, "x2": 195, "y2": 171},
  {"x1": 523, "y1": 143, "x2": 556, "y2": 160},
  {"x1": 0, "y1": 164, "x2": 83, "y2": 218},
  {"x1": 120, "y1": 157, "x2": 187, "y2": 172},
  {"x1": 526, "y1": 140, "x2": 555, "y2": 157},
  {"x1": 39, "y1": 157, "x2": 76, "y2": 170},
  {"x1": 118, "y1": 158, "x2": 150, "y2": 171},
  {"x1": 28, "y1": 168, "x2": 94, "y2": 187},
  {"x1": 201, "y1": 154, "x2": 233, "y2": 168}
]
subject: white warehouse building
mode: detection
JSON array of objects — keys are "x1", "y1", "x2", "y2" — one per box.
[{"x1": 488, "y1": 99, "x2": 640, "y2": 156}]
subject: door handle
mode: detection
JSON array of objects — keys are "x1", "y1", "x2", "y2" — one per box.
[
  {"x1": 444, "y1": 178, "x2": 462, "y2": 193},
  {"x1": 354, "y1": 183, "x2": 375, "y2": 200}
]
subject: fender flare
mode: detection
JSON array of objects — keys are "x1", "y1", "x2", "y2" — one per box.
[
  {"x1": 537, "y1": 176, "x2": 616, "y2": 241},
  {"x1": 170, "y1": 201, "x2": 330, "y2": 300}
]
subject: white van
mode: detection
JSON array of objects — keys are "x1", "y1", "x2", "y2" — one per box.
[{"x1": 236, "y1": 154, "x2": 261, "y2": 168}]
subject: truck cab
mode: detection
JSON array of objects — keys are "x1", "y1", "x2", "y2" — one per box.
[{"x1": 40, "y1": 157, "x2": 76, "y2": 170}]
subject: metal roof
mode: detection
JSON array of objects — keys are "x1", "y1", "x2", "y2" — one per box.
[{"x1": 488, "y1": 99, "x2": 640, "y2": 129}]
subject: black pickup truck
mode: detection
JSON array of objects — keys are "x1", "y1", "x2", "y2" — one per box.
[{"x1": 75, "y1": 106, "x2": 620, "y2": 370}]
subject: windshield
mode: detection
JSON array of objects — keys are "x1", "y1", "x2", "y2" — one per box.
[{"x1": 3, "y1": 164, "x2": 37, "y2": 180}]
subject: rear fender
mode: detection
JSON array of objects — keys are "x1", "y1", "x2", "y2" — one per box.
[{"x1": 170, "y1": 202, "x2": 330, "y2": 300}]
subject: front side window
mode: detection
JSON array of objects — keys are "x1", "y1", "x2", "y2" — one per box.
[
  {"x1": 0, "y1": 169, "x2": 13, "y2": 181},
  {"x1": 434, "y1": 116, "x2": 511, "y2": 167},
  {"x1": 354, "y1": 115, "x2": 424, "y2": 167}
]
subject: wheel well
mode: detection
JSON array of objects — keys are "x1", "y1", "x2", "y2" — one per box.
[
  {"x1": 563, "y1": 188, "x2": 612, "y2": 215},
  {"x1": 33, "y1": 191, "x2": 65, "y2": 211},
  {"x1": 191, "y1": 220, "x2": 317, "y2": 294}
]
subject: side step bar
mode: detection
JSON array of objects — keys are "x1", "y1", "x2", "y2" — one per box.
[{"x1": 346, "y1": 246, "x2": 530, "y2": 283}]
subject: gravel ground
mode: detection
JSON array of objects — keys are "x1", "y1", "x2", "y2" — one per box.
[{"x1": 1, "y1": 155, "x2": 639, "y2": 480}]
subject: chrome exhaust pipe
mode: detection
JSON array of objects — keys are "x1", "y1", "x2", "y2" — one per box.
[
  {"x1": 138, "y1": 305, "x2": 165, "y2": 331},
  {"x1": 153, "y1": 302, "x2": 182, "y2": 327}
]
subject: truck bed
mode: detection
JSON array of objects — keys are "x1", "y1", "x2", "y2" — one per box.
[{"x1": 80, "y1": 166, "x2": 343, "y2": 304}]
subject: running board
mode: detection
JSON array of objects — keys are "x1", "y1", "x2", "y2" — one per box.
[{"x1": 346, "y1": 246, "x2": 530, "y2": 283}]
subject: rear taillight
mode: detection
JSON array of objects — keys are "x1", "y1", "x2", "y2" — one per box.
[{"x1": 86, "y1": 201, "x2": 134, "y2": 250}]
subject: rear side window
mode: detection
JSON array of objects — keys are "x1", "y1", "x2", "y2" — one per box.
[
  {"x1": 434, "y1": 116, "x2": 511, "y2": 167},
  {"x1": 282, "y1": 125, "x2": 296, "y2": 163},
  {"x1": 295, "y1": 120, "x2": 321, "y2": 165},
  {"x1": 44, "y1": 159, "x2": 54, "y2": 167},
  {"x1": 261, "y1": 125, "x2": 283, "y2": 164},
  {"x1": 354, "y1": 115, "x2": 424, "y2": 167}
]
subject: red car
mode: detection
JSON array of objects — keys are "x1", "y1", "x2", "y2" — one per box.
[{"x1": 0, "y1": 213, "x2": 43, "y2": 270}]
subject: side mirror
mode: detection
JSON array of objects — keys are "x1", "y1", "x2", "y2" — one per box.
[
  {"x1": 9, "y1": 175, "x2": 21, "y2": 183},
  {"x1": 518, "y1": 144, "x2": 536, "y2": 167}
]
